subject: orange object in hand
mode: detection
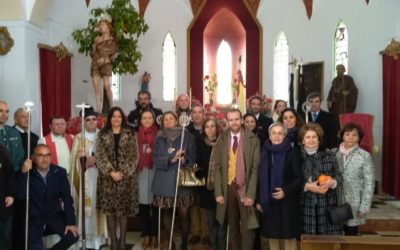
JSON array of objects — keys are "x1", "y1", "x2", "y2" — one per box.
[{"x1": 318, "y1": 175, "x2": 332, "y2": 193}]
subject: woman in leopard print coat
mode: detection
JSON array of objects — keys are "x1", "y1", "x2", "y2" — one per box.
[{"x1": 96, "y1": 107, "x2": 139, "y2": 250}]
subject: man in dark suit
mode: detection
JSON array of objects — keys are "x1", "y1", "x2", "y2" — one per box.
[
  {"x1": 0, "y1": 145, "x2": 16, "y2": 250},
  {"x1": 18, "y1": 144, "x2": 78, "y2": 250},
  {"x1": 127, "y1": 90, "x2": 162, "y2": 130},
  {"x1": 307, "y1": 92, "x2": 339, "y2": 149},
  {"x1": 13, "y1": 108, "x2": 39, "y2": 156},
  {"x1": 248, "y1": 96, "x2": 273, "y2": 142}
]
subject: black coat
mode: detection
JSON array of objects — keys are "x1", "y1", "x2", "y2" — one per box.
[
  {"x1": 0, "y1": 145, "x2": 16, "y2": 219},
  {"x1": 308, "y1": 109, "x2": 339, "y2": 149},
  {"x1": 196, "y1": 137, "x2": 216, "y2": 209},
  {"x1": 260, "y1": 148, "x2": 303, "y2": 239},
  {"x1": 17, "y1": 129, "x2": 39, "y2": 157},
  {"x1": 256, "y1": 113, "x2": 273, "y2": 137},
  {"x1": 127, "y1": 105, "x2": 163, "y2": 131}
]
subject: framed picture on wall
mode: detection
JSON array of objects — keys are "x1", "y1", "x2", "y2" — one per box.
[{"x1": 297, "y1": 61, "x2": 324, "y2": 100}]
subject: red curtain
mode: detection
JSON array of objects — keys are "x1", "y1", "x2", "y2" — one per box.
[
  {"x1": 39, "y1": 47, "x2": 71, "y2": 135},
  {"x1": 382, "y1": 54, "x2": 400, "y2": 198}
]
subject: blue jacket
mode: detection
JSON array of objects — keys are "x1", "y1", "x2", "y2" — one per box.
[
  {"x1": 151, "y1": 128, "x2": 196, "y2": 198},
  {"x1": 16, "y1": 164, "x2": 76, "y2": 225}
]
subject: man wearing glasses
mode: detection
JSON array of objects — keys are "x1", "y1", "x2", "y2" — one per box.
[
  {"x1": 18, "y1": 144, "x2": 79, "y2": 250},
  {"x1": 70, "y1": 107, "x2": 106, "y2": 249}
]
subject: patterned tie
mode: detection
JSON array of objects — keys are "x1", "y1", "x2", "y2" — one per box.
[
  {"x1": 312, "y1": 113, "x2": 318, "y2": 122},
  {"x1": 232, "y1": 135, "x2": 238, "y2": 154}
]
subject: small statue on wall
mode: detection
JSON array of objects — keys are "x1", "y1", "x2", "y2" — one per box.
[
  {"x1": 141, "y1": 71, "x2": 151, "y2": 91},
  {"x1": 327, "y1": 64, "x2": 358, "y2": 119},
  {"x1": 90, "y1": 14, "x2": 119, "y2": 113}
]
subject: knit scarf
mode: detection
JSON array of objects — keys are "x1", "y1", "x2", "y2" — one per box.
[
  {"x1": 205, "y1": 137, "x2": 218, "y2": 190},
  {"x1": 227, "y1": 131, "x2": 246, "y2": 198},
  {"x1": 138, "y1": 124, "x2": 158, "y2": 171},
  {"x1": 258, "y1": 138, "x2": 291, "y2": 213},
  {"x1": 301, "y1": 146, "x2": 321, "y2": 182},
  {"x1": 339, "y1": 142, "x2": 356, "y2": 162}
]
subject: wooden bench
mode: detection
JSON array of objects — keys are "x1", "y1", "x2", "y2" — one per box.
[{"x1": 301, "y1": 235, "x2": 400, "y2": 250}]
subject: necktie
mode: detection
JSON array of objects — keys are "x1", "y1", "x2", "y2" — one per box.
[
  {"x1": 312, "y1": 113, "x2": 317, "y2": 122},
  {"x1": 232, "y1": 135, "x2": 238, "y2": 154}
]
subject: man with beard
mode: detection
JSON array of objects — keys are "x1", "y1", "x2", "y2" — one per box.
[{"x1": 127, "y1": 91, "x2": 162, "y2": 130}]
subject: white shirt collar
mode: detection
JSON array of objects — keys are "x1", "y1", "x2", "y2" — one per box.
[{"x1": 15, "y1": 125, "x2": 26, "y2": 133}]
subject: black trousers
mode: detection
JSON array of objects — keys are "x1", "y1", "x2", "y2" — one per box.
[{"x1": 139, "y1": 204, "x2": 158, "y2": 236}]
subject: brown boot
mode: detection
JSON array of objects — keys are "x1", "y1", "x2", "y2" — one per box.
[
  {"x1": 142, "y1": 236, "x2": 150, "y2": 249},
  {"x1": 149, "y1": 236, "x2": 158, "y2": 249}
]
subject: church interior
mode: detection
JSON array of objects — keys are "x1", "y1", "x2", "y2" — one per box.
[{"x1": 1, "y1": 0, "x2": 400, "y2": 249}]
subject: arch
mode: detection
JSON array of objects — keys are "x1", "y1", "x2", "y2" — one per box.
[
  {"x1": 273, "y1": 31, "x2": 289, "y2": 101},
  {"x1": 188, "y1": 0, "x2": 262, "y2": 103},
  {"x1": 334, "y1": 20, "x2": 349, "y2": 75},
  {"x1": 162, "y1": 32, "x2": 177, "y2": 101}
]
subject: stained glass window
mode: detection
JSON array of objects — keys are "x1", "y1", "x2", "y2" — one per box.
[
  {"x1": 216, "y1": 40, "x2": 232, "y2": 105},
  {"x1": 162, "y1": 32, "x2": 177, "y2": 101},
  {"x1": 111, "y1": 73, "x2": 121, "y2": 101},
  {"x1": 273, "y1": 32, "x2": 289, "y2": 101},
  {"x1": 334, "y1": 21, "x2": 348, "y2": 75}
]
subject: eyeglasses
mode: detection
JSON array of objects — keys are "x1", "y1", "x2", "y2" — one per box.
[
  {"x1": 85, "y1": 118, "x2": 97, "y2": 122},
  {"x1": 35, "y1": 153, "x2": 52, "y2": 159}
]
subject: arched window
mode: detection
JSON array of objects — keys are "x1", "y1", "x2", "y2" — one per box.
[
  {"x1": 162, "y1": 32, "x2": 177, "y2": 101},
  {"x1": 334, "y1": 20, "x2": 348, "y2": 75},
  {"x1": 111, "y1": 73, "x2": 121, "y2": 101},
  {"x1": 273, "y1": 32, "x2": 289, "y2": 101},
  {"x1": 216, "y1": 40, "x2": 232, "y2": 105}
]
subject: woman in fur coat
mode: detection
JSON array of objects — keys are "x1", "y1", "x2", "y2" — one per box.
[{"x1": 96, "y1": 106, "x2": 139, "y2": 250}]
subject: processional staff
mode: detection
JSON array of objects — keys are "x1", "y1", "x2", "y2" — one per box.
[
  {"x1": 23, "y1": 101, "x2": 34, "y2": 250},
  {"x1": 76, "y1": 102, "x2": 90, "y2": 250}
]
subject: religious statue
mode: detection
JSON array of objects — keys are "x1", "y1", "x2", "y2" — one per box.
[
  {"x1": 327, "y1": 64, "x2": 358, "y2": 119},
  {"x1": 141, "y1": 71, "x2": 151, "y2": 91},
  {"x1": 90, "y1": 14, "x2": 119, "y2": 113}
]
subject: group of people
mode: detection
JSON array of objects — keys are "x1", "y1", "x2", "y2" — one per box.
[{"x1": 0, "y1": 87, "x2": 374, "y2": 250}]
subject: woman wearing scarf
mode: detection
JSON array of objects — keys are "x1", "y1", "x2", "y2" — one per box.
[
  {"x1": 278, "y1": 108, "x2": 304, "y2": 148},
  {"x1": 243, "y1": 113, "x2": 267, "y2": 148},
  {"x1": 334, "y1": 123, "x2": 374, "y2": 235},
  {"x1": 197, "y1": 119, "x2": 227, "y2": 250},
  {"x1": 137, "y1": 110, "x2": 158, "y2": 249},
  {"x1": 299, "y1": 123, "x2": 342, "y2": 235},
  {"x1": 152, "y1": 111, "x2": 196, "y2": 250},
  {"x1": 257, "y1": 122, "x2": 302, "y2": 250}
]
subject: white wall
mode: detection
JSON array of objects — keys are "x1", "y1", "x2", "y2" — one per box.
[
  {"x1": 1, "y1": 0, "x2": 400, "y2": 180},
  {"x1": 259, "y1": 0, "x2": 400, "y2": 181}
]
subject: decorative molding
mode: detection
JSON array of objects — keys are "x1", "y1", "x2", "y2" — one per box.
[
  {"x1": 138, "y1": 0, "x2": 150, "y2": 18},
  {"x1": 38, "y1": 43, "x2": 73, "y2": 60},
  {"x1": 245, "y1": 0, "x2": 260, "y2": 16},
  {"x1": 85, "y1": 0, "x2": 90, "y2": 7},
  {"x1": 303, "y1": 0, "x2": 313, "y2": 20},
  {"x1": 382, "y1": 39, "x2": 400, "y2": 60},
  {"x1": 0, "y1": 26, "x2": 14, "y2": 55},
  {"x1": 190, "y1": 0, "x2": 205, "y2": 16},
  {"x1": 54, "y1": 42, "x2": 69, "y2": 61}
]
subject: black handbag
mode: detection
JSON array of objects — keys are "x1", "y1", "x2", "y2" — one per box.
[{"x1": 327, "y1": 202, "x2": 353, "y2": 225}]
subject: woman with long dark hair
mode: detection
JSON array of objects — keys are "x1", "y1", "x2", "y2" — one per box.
[
  {"x1": 197, "y1": 119, "x2": 227, "y2": 250},
  {"x1": 96, "y1": 107, "x2": 139, "y2": 250}
]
